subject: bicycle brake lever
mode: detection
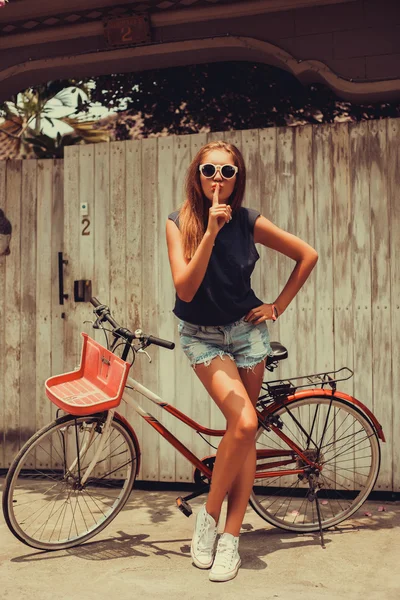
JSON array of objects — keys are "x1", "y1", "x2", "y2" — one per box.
[
  {"x1": 84, "y1": 319, "x2": 103, "y2": 330},
  {"x1": 84, "y1": 317, "x2": 103, "y2": 329},
  {"x1": 138, "y1": 348, "x2": 152, "y2": 363}
]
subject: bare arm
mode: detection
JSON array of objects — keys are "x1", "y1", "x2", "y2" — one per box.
[
  {"x1": 254, "y1": 215, "x2": 318, "y2": 316},
  {"x1": 166, "y1": 221, "x2": 215, "y2": 302},
  {"x1": 166, "y1": 184, "x2": 232, "y2": 303}
]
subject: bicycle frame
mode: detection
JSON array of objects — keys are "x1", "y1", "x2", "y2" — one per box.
[
  {"x1": 66, "y1": 365, "x2": 386, "y2": 488},
  {"x1": 107, "y1": 374, "x2": 384, "y2": 483}
]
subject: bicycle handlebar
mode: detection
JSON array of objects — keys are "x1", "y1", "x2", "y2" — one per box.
[{"x1": 90, "y1": 296, "x2": 175, "y2": 350}]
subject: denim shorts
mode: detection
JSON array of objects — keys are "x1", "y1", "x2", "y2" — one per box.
[{"x1": 177, "y1": 316, "x2": 273, "y2": 372}]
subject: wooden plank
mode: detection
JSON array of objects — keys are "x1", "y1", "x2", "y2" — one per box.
[
  {"x1": 331, "y1": 123, "x2": 353, "y2": 395},
  {"x1": 313, "y1": 125, "x2": 339, "y2": 490},
  {"x1": 369, "y1": 120, "x2": 392, "y2": 491},
  {"x1": 349, "y1": 121, "x2": 373, "y2": 407},
  {"x1": 51, "y1": 159, "x2": 64, "y2": 425},
  {"x1": 267, "y1": 127, "x2": 297, "y2": 488},
  {"x1": 207, "y1": 131, "x2": 224, "y2": 143},
  {"x1": 241, "y1": 129, "x2": 262, "y2": 299},
  {"x1": 291, "y1": 125, "x2": 317, "y2": 488},
  {"x1": 19, "y1": 160, "x2": 37, "y2": 453},
  {"x1": 171, "y1": 134, "x2": 193, "y2": 483},
  {"x1": 77, "y1": 145, "x2": 95, "y2": 348},
  {"x1": 313, "y1": 125, "x2": 335, "y2": 375},
  {"x1": 259, "y1": 128, "x2": 280, "y2": 353},
  {"x1": 4, "y1": 161, "x2": 22, "y2": 467},
  {"x1": 258, "y1": 127, "x2": 289, "y2": 489},
  {"x1": 93, "y1": 143, "x2": 110, "y2": 337},
  {"x1": 349, "y1": 121, "x2": 374, "y2": 489},
  {"x1": 109, "y1": 142, "x2": 126, "y2": 329},
  {"x1": 92, "y1": 143, "x2": 112, "y2": 482},
  {"x1": 275, "y1": 127, "x2": 296, "y2": 380},
  {"x1": 157, "y1": 135, "x2": 178, "y2": 483},
  {"x1": 35, "y1": 160, "x2": 53, "y2": 470},
  {"x1": 109, "y1": 141, "x2": 128, "y2": 483},
  {"x1": 0, "y1": 160, "x2": 7, "y2": 468},
  {"x1": 331, "y1": 123, "x2": 354, "y2": 491},
  {"x1": 294, "y1": 125, "x2": 316, "y2": 376},
  {"x1": 223, "y1": 130, "x2": 242, "y2": 149},
  {"x1": 190, "y1": 132, "x2": 209, "y2": 161},
  {"x1": 63, "y1": 146, "x2": 81, "y2": 372},
  {"x1": 388, "y1": 118, "x2": 400, "y2": 492},
  {"x1": 91, "y1": 143, "x2": 111, "y2": 480},
  {"x1": 125, "y1": 139, "x2": 144, "y2": 477},
  {"x1": 140, "y1": 137, "x2": 160, "y2": 482}
]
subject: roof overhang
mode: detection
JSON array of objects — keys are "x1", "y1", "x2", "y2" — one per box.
[
  {"x1": 1, "y1": 0, "x2": 399, "y2": 104},
  {"x1": 0, "y1": 0, "x2": 357, "y2": 24},
  {"x1": 2, "y1": 35, "x2": 399, "y2": 104}
]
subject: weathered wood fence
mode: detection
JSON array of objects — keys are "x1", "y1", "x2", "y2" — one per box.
[{"x1": 0, "y1": 120, "x2": 399, "y2": 491}]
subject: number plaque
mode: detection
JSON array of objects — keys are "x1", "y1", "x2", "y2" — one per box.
[{"x1": 104, "y1": 14, "x2": 151, "y2": 47}]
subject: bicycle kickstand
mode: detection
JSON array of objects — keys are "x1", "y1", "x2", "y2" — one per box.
[{"x1": 315, "y1": 494, "x2": 326, "y2": 549}]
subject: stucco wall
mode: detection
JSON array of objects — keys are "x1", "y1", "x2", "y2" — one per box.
[
  {"x1": 154, "y1": 0, "x2": 400, "y2": 82},
  {"x1": 0, "y1": 0, "x2": 399, "y2": 102}
]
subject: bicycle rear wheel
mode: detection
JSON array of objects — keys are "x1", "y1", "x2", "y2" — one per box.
[
  {"x1": 3, "y1": 412, "x2": 139, "y2": 550},
  {"x1": 250, "y1": 395, "x2": 380, "y2": 532}
]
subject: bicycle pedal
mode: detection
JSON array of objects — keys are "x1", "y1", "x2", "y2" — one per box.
[{"x1": 176, "y1": 496, "x2": 192, "y2": 517}]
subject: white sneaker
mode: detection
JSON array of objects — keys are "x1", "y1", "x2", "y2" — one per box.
[
  {"x1": 209, "y1": 532, "x2": 241, "y2": 582},
  {"x1": 190, "y1": 503, "x2": 218, "y2": 569}
]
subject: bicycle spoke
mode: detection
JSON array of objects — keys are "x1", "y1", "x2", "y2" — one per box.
[
  {"x1": 321, "y1": 425, "x2": 368, "y2": 453},
  {"x1": 75, "y1": 491, "x2": 90, "y2": 533},
  {"x1": 326, "y1": 436, "x2": 374, "y2": 464},
  {"x1": 5, "y1": 415, "x2": 137, "y2": 549},
  {"x1": 67, "y1": 493, "x2": 80, "y2": 540},
  {"x1": 252, "y1": 396, "x2": 380, "y2": 533}
]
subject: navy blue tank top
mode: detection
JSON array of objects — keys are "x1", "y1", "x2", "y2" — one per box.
[{"x1": 168, "y1": 207, "x2": 264, "y2": 326}]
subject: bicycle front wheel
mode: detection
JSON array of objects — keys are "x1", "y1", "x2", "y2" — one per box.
[
  {"x1": 250, "y1": 395, "x2": 381, "y2": 532},
  {"x1": 3, "y1": 412, "x2": 139, "y2": 550}
]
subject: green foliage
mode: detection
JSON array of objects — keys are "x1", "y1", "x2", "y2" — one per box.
[
  {"x1": 84, "y1": 62, "x2": 400, "y2": 139},
  {"x1": 3, "y1": 62, "x2": 400, "y2": 157},
  {"x1": 0, "y1": 79, "x2": 108, "y2": 159},
  {"x1": 24, "y1": 132, "x2": 81, "y2": 159}
]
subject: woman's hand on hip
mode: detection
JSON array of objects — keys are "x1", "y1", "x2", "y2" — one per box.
[
  {"x1": 206, "y1": 183, "x2": 232, "y2": 237},
  {"x1": 244, "y1": 304, "x2": 275, "y2": 325}
]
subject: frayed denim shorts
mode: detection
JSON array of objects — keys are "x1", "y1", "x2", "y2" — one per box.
[{"x1": 177, "y1": 316, "x2": 273, "y2": 372}]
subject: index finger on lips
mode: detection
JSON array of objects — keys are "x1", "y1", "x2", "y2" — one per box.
[{"x1": 212, "y1": 183, "x2": 220, "y2": 206}]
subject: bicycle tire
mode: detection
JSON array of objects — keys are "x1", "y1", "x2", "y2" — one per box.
[
  {"x1": 2, "y1": 412, "x2": 139, "y2": 550},
  {"x1": 250, "y1": 395, "x2": 381, "y2": 533}
]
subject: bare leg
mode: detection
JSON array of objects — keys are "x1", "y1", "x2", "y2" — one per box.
[
  {"x1": 193, "y1": 356, "x2": 259, "y2": 525},
  {"x1": 224, "y1": 360, "x2": 266, "y2": 536}
]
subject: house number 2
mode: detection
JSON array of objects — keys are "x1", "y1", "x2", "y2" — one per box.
[{"x1": 82, "y1": 218, "x2": 90, "y2": 236}]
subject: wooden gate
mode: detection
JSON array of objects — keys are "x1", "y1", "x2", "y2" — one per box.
[
  {"x1": 1, "y1": 120, "x2": 399, "y2": 490},
  {"x1": 0, "y1": 159, "x2": 64, "y2": 467}
]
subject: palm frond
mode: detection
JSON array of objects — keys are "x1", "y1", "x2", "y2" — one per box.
[{"x1": 61, "y1": 117, "x2": 110, "y2": 143}]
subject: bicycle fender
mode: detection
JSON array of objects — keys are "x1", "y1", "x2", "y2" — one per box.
[{"x1": 286, "y1": 390, "x2": 385, "y2": 442}]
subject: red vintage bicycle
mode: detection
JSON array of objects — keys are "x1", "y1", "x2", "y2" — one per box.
[{"x1": 2, "y1": 298, "x2": 385, "y2": 551}]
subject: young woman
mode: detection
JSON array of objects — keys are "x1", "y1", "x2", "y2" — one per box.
[{"x1": 166, "y1": 140, "x2": 318, "y2": 582}]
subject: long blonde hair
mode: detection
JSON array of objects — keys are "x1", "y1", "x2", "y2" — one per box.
[{"x1": 179, "y1": 141, "x2": 246, "y2": 260}]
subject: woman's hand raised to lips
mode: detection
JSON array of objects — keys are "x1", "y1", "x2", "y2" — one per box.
[{"x1": 207, "y1": 183, "x2": 232, "y2": 237}]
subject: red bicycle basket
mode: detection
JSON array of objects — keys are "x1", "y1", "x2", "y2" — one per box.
[{"x1": 45, "y1": 333, "x2": 131, "y2": 416}]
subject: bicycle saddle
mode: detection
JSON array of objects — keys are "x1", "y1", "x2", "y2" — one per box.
[{"x1": 267, "y1": 341, "x2": 288, "y2": 365}]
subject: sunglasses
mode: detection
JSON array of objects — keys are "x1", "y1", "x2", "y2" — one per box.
[{"x1": 199, "y1": 163, "x2": 239, "y2": 180}]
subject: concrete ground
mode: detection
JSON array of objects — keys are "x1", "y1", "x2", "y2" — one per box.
[{"x1": 0, "y1": 483, "x2": 399, "y2": 600}]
